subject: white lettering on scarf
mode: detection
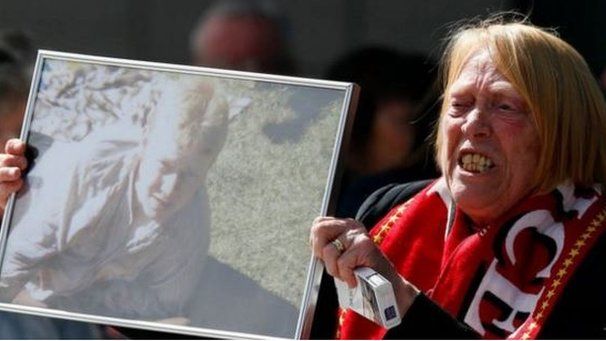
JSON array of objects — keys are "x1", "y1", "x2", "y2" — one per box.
[
  {"x1": 463, "y1": 210, "x2": 565, "y2": 335},
  {"x1": 556, "y1": 182, "x2": 599, "y2": 219}
]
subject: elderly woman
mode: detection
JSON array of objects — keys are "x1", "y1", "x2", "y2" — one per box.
[{"x1": 311, "y1": 19, "x2": 606, "y2": 339}]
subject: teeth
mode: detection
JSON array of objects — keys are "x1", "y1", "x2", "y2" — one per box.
[{"x1": 460, "y1": 153, "x2": 493, "y2": 173}]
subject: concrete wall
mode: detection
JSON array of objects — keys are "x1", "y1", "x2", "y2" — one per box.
[
  {"x1": 0, "y1": 0, "x2": 603, "y2": 78},
  {"x1": 0, "y1": 0, "x2": 516, "y2": 78}
]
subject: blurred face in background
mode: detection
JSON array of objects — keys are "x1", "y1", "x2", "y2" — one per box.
[
  {"x1": 362, "y1": 99, "x2": 416, "y2": 174},
  {"x1": 192, "y1": 14, "x2": 283, "y2": 72}
]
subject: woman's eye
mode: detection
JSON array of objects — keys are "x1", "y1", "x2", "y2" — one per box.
[
  {"x1": 495, "y1": 102, "x2": 524, "y2": 114},
  {"x1": 496, "y1": 102, "x2": 518, "y2": 112},
  {"x1": 451, "y1": 97, "x2": 472, "y2": 108},
  {"x1": 449, "y1": 100, "x2": 470, "y2": 116}
]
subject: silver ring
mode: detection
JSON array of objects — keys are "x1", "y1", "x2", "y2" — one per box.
[{"x1": 331, "y1": 238, "x2": 345, "y2": 255}]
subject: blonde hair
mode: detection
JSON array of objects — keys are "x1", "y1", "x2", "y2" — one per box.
[{"x1": 435, "y1": 17, "x2": 606, "y2": 191}]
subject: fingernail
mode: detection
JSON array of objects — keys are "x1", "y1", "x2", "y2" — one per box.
[{"x1": 7, "y1": 140, "x2": 20, "y2": 152}]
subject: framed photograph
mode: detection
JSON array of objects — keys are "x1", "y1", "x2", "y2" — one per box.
[{"x1": 0, "y1": 51, "x2": 358, "y2": 339}]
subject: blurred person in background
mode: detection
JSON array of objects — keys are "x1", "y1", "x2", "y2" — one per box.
[
  {"x1": 0, "y1": 29, "x2": 103, "y2": 339},
  {"x1": 327, "y1": 47, "x2": 440, "y2": 218},
  {"x1": 0, "y1": 30, "x2": 34, "y2": 147},
  {"x1": 189, "y1": 0, "x2": 294, "y2": 75},
  {"x1": 600, "y1": 66, "x2": 606, "y2": 94}
]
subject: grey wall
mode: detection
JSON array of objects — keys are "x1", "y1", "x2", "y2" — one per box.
[
  {"x1": 285, "y1": 0, "x2": 515, "y2": 75},
  {"x1": 0, "y1": 0, "x2": 603, "y2": 78},
  {"x1": 0, "y1": 0, "x2": 517, "y2": 78},
  {"x1": 0, "y1": 0, "x2": 206, "y2": 64}
]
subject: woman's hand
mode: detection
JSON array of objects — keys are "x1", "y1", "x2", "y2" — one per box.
[
  {"x1": 0, "y1": 139, "x2": 27, "y2": 213},
  {"x1": 310, "y1": 216, "x2": 420, "y2": 316},
  {"x1": 310, "y1": 216, "x2": 380, "y2": 288}
]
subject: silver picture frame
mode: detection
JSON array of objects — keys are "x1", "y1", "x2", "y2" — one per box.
[{"x1": 0, "y1": 51, "x2": 358, "y2": 339}]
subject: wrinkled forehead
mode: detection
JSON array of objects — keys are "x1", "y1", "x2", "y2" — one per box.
[
  {"x1": 460, "y1": 51, "x2": 496, "y2": 75},
  {"x1": 448, "y1": 51, "x2": 515, "y2": 94}
]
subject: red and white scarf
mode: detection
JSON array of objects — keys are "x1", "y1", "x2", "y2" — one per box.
[{"x1": 337, "y1": 178, "x2": 606, "y2": 339}]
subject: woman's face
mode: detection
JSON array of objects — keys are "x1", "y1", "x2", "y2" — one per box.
[{"x1": 442, "y1": 52, "x2": 540, "y2": 225}]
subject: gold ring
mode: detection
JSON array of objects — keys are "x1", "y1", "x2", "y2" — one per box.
[{"x1": 331, "y1": 238, "x2": 345, "y2": 254}]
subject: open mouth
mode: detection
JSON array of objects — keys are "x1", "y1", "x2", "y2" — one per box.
[{"x1": 458, "y1": 152, "x2": 494, "y2": 173}]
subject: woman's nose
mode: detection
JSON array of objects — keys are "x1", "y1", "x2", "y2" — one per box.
[{"x1": 461, "y1": 107, "x2": 491, "y2": 138}]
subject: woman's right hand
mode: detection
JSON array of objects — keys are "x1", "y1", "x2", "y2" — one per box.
[
  {"x1": 309, "y1": 216, "x2": 374, "y2": 288},
  {"x1": 0, "y1": 139, "x2": 27, "y2": 213},
  {"x1": 309, "y1": 216, "x2": 420, "y2": 317}
]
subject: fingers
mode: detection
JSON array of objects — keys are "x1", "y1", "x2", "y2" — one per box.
[
  {"x1": 321, "y1": 235, "x2": 345, "y2": 281},
  {"x1": 0, "y1": 139, "x2": 28, "y2": 210},
  {"x1": 0, "y1": 178, "x2": 23, "y2": 210},
  {"x1": 335, "y1": 234, "x2": 380, "y2": 288},
  {"x1": 5, "y1": 139, "x2": 26, "y2": 156},
  {"x1": 309, "y1": 216, "x2": 400, "y2": 289},
  {"x1": 0, "y1": 154, "x2": 27, "y2": 185},
  {"x1": 0, "y1": 139, "x2": 28, "y2": 173},
  {"x1": 0, "y1": 167, "x2": 22, "y2": 181},
  {"x1": 320, "y1": 228, "x2": 360, "y2": 280},
  {"x1": 309, "y1": 216, "x2": 337, "y2": 257},
  {"x1": 310, "y1": 216, "x2": 375, "y2": 286},
  {"x1": 309, "y1": 217, "x2": 364, "y2": 258},
  {"x1": 0, "y1": 154, "x2": 27, "y2": 172}
]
